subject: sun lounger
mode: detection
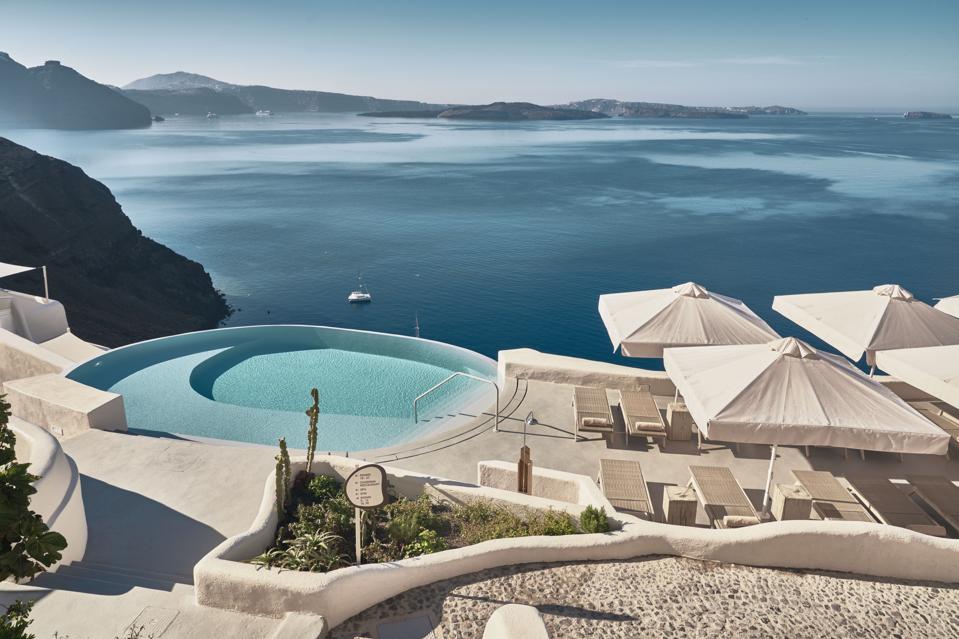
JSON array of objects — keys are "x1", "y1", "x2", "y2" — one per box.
[
  {"x1": 572, "y1": 386, "x2": 613, "y2": 440},
  {"x1": 906, "y1": 475, "x2": 959, "y2": 533},
  {"x1": 911, "y1": 403, "x2": 959, "y2": 459},
  {"x1": 792, "y1": 470, "x2": 875, "y2": 523},
  {"x1": 618, "y1": 388, "x2": 666, "y2": 447},
  {"x1": 597, "y1": 458, "x2": 653, "y2": 519},
  {"x1": 846, "y1": 476, "x2": 947, "y2": 537},
  {"x1": 687, "y1": 465, "x2": 760, "y2": 529}
]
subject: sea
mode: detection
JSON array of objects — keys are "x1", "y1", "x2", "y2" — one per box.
[{"x1": 4, "y1": 112, "x2": 958, "y2": 368}]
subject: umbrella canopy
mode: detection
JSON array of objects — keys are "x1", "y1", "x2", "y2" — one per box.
[
  {"x1": 773, "y1": 284, "x2": 959, "y2": 366},
  {"x1": 935, "y1": 295, "x2": 959, "y2": 319},
  {"x1": 664, "y1": 336, "x2": 949, "y2": 455},
  {"x1": 0, "y1": 261, "x2": 37, "y2": 280},
  {"x1": 876, "y1": 345, "x2": 959, "y2": 409},
  {"x1": 599, "y1": 282, "x2": 779, "y2": 358}
]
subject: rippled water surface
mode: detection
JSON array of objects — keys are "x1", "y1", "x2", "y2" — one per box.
[{"x1": 6, "y1": 113, "x2": 958, "y2": 366}]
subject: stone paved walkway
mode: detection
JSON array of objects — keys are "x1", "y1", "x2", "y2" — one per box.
[{"x1": 332, "y1": 557, "x2": 959, "y2": 639}]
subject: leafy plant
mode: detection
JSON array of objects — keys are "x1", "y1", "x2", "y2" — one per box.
[
  {"x1": 253, "y1": 530, "x2": 345, "y2": 572},
  {"x1": 534, "y1": 509, "x2": 577, "y2": 536},
  {"x1": 0, "y1": 600, "x2": 35, "y2": 639},
  {"x1": 306, "y1": 474, "x2": 340, "y2": 503},
  {"x1": 404, "y1": 529, "x2": 446, "y2": 558},
  {"x1": 579, "y1": 505, "x2": 610, "y2": 533},
  {"x1": 0, "y1": 394, "x2": 67, "y2": 582},
  {"x1": 304, "y1": 388, "x2": 319, "y2": 474}
]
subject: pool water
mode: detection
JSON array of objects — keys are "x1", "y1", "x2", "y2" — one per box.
[{"x1": 67, "y1": 325, "x2": 496, "y2": 451}]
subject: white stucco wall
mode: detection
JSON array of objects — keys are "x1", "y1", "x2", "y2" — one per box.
[
  {"x1": 2, "y1": 374, "x2": 127, "y2": 437},
  {"x1": 498, "y1": 348, "x2": 676, "y2": 395},
  {"x1": 195, "y1": 455, "x2": 959, "y2": 629},
  {"x1": 10, "y1": 418, "x2": 87, "y2": 570}
]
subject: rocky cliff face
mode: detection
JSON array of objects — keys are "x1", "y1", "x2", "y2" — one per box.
[
  {"x1": 123, "y1": 71, "x2": 445, "y2": 113},
  {"x1": 361, "y1": 102, "x2": 608, "y2": 121},
  {"x1": 0, "y1": 137, "x2": 230, "y2": 346},
  {"x1": 558, "y1": 99, "x2": 806, "y2": 118},
  {"x1": 0, "y1": 53, "x2": 152, "y2": 130},
  {"x1": 123, "y1": 87, "x2": 253, "y2": 116}
]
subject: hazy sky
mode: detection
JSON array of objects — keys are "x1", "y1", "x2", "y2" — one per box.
[{"x1": 2, "y1": 0, "x2": 957, "y2": 108}]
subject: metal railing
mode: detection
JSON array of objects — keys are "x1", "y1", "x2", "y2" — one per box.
[{"x1": 413, "y1": 372, "x2": 500, "y2": 432}]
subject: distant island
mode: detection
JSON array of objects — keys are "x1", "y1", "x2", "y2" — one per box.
[
  {"x1": 557, "y1": 99, "x2": 806, "y2": 118},
  {"x1": 360, "y1": 102, "x2": 608, "y2": 121},
  {"x1": 903, "y1": 111, "x2": 952, "y2": 120},
  {"x1": 0, "y1": 137, "x2": 230, "y2": 345},
  {"x1": 122, "y1": 71, "x2": 445, "y2": 116},
  {"x1": 0, "y1": 52, "x2": 151, "y2": 129}
]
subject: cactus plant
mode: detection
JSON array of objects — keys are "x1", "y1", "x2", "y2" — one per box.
[
  {"x1": 275, "y1": 437, "x2": 292, "y2": 522},
  {"x1": 305, "y1": 388, "x2": 319, "y2": 474}
]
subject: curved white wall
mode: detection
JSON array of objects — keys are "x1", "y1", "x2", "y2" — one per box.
[
  {"x1": 195, "y1": 455, "x2": 959, "y2": 629},
  {"x1": 11, "y1": 418, "x2": 87, "y2": 570}
]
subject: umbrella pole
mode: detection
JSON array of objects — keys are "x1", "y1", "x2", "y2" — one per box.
[
  {"x1": 761, "y1": 445, "x2": 777, "y2": 518},
  {"x1": 41, "y1": 266, "x2": 49, "y2": 302}
]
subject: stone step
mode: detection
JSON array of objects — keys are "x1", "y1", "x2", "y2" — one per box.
[
  {"x1": 71, "y1": 560, "x2": 194, "y2": 585},
  {"x1": 34, "y1": 561, "x2": 190, "y2": 593}
]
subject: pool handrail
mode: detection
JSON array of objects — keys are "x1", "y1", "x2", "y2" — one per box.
[{"x1": 413, "y1": 372, "x2": 500, "y2": 432}]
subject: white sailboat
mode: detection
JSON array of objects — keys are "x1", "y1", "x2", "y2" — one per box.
[{"x1": 347, "y1": 277, "x2": 372, "y2": 303}]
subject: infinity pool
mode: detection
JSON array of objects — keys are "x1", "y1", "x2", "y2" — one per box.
[{"x1": 67, "y1": 325, "x2": 497, "y2": 451}]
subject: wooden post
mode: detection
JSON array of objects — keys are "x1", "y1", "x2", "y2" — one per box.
[{"x1": 517, "y1": 445, "x2": 532, "y2": 495}]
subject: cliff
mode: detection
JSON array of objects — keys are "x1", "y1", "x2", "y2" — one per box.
[
  {"x1": 123, "y1": 71, "x2": 445, "y2": 114},
  {"x1": 361, "y1": 102, "x2": 608, "y2": 121},
  {"x1": 123, "y1": 87, "x2": 253, "y2": 116},
  {"x1": 559, "y1": 99, "x2": 806, "y2": 118},
  {"x1": 0, "y1": 137, "x2": 230, "y2": 346},
  {"x1": 903, "y1": 111, "x2": 952, "y2": 120},
  {"x1": 0, "y1": 53, "x2": 152, "y2": 130}
]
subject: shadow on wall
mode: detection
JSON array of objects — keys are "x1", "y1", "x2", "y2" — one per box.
[{"x1": 32, "y1": 475, "x2": 225, "y2": 595}]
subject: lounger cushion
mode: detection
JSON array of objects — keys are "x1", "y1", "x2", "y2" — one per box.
[
  {"x1": 723, "y1": 515, "x2": 760, "y2": 528},
  {"x1": 583, "y1": 417, "x2": 610, "y2": 427},
  {"x1": 634, "y1": 421, "x2": 666, "y2": 432}
]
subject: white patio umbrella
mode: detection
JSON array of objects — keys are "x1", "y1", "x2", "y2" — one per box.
[
  {"x1": 876, "y1": 345, "x2": 959, "y2": 409},
  {"x1": 935, "y1": 295, "x2": 959, "y2": 319},
  {"x1": 664, "y1": 337, "x2": 949, "y2": 514},
  {"x1": 0, "y1": 260, "x2": 48, "y2": 300},
  {"x1": 599, "y1": 282, "x2": 779, "y2": 358},
  {"x1": 773, "y1": 284, "x2": 959, "y2": 369}
]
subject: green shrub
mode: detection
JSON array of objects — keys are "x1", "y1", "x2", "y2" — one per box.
[
  {"x1": 306, "y1": 474, "x2": 341, "y2": 502},
  {"x1": 579, "y1": 505, "x2": 610, "y2": 533},
  {"x1": 0, "y1": 600, "x2": 34, "y2": 639},
  {"x1": 253, "y1": 530, "x2": 345, "y2": 572},
  {"x1": 0, "y1": 394, "x2": 67, "y2": 582},
  {"x1": 534, "y1": 509, "x2": 577, "y2": 536},
  {"x1": 404, "y1": 529, "x2": 446, "y2": 558}
]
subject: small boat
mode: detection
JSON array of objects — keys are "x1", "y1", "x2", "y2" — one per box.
[
  {"x1": 206, "y1": 112, "x2": 219, "y2": 119},
  {"x1": 347, "y1": 277, "x2": 372, "y2": 303},
  {"x1": 255, "y1": 110, "x2": 274, "y2": 117}
]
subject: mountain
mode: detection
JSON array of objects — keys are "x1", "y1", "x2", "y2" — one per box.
[
  {"x1": 0, "y1": 137, "x2": 230, "y2": 346},
  {"x1": 123, "y1": 71, "x2": 445, "y2": 114},
  {"x1": 559, "y1": 99, "x2": 806, "y2": 118},
  {"x1": 123, "y1": 71, "x2": 231, "y2": 92},
  {"x1": 361, "y1": 102, "x2": 609, "y2": 121},
  {"x1": 123, "y1": 88, "x2": 253, "y2": 116},
  {"x1": 0, "y1": 52, "x2": 151, "y2": 129},
  {"x1": 903, "y1": 111, "x2": 952, "y2": 119}
]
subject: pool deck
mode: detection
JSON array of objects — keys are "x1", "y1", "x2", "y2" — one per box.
[{"x1": 3, "y1": 376, "x2": 958, "y2": 636}]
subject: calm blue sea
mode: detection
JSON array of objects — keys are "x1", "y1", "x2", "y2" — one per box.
[{"x1": 5, "y1": 113, "x2": 959, "y2": 367}]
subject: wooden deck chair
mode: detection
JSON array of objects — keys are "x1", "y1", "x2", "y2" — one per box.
[
  {"x1": 906, "y1": 475, "x2": 959, "y2": 533},
  {"x1": 618, "y1": 387, "x2": 666, "y2": 447},
  {"x1": 846, "y1": 476, "x2": 947, "y2": 537},
  {"x1": 687, "y1": 465, "x2": 760, "y2": 529},
  {"x1": 572, "y1": 386, "x2": 613, "y2": 440},
  {"x1": 792, "y1": 470, "x2": 875, "y2": 523},
  {"x1": 597, "y1": 458, "x2": 654, "y2": 520}
]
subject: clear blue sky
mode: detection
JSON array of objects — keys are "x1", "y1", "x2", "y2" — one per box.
[{"x1": 2, "y1": 0, "x2": 957, "y2": 109}]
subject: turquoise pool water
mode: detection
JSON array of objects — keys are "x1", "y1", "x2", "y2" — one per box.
[{"x1": 67, "y1": 325, "x2": 496, "y2": 451}]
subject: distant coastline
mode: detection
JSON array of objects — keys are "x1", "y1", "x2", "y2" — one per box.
[{"x1": 360, "y1": 102, "x2": 607, "y2": 121}]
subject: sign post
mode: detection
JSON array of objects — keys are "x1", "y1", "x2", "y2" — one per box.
[{"x1": 344, "y1": 464, "x2": 387, "y2": 565}]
